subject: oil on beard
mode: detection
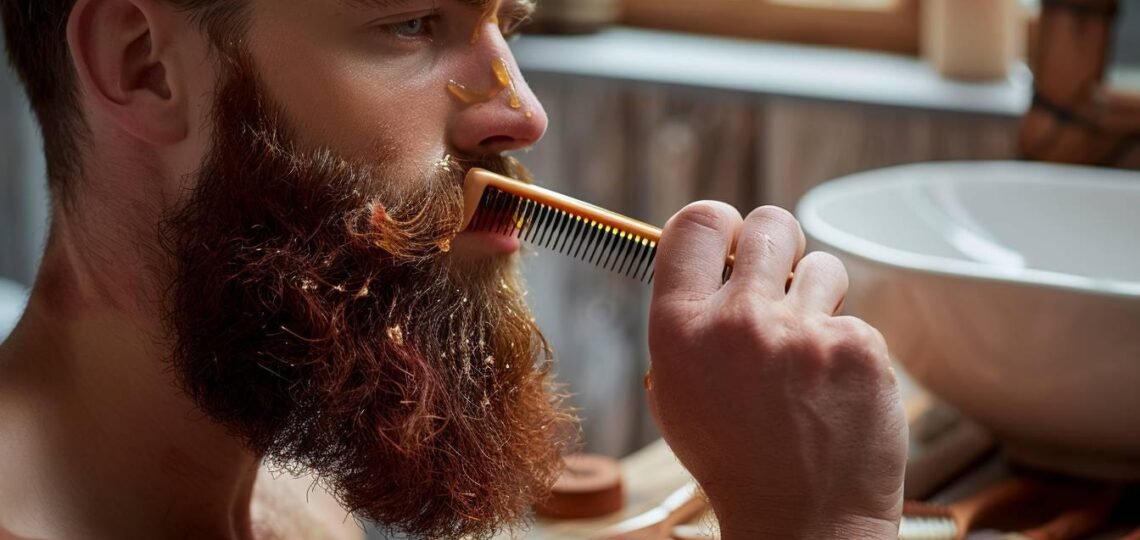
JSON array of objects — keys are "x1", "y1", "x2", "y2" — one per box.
[{"x1": 160, "y1": 52, "x2": 577, "y2": 540}]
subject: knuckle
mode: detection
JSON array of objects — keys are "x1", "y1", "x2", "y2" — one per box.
[
  {"x1": 650, "y1": 303, "x2": 703, "y2": 342},
  {"x1": 829, "y1": 315, "x2": 870, "y2": 338},
  {"x1": 826, "y1": 317, "x2": 885, "y2": 359},
  {"x1": 745, "y1": 205, "x2": 800, "y2": 231},
  {"x1": 802, "y1": 251, "x2": 845, "y2": 273},
  {"x1": 717, "y1": 297, "x2": 781, "y2": 348},
  {"x1": 804, "y1": 252, "x2": 850, "y2": 288},
  {"x1": 714, "y1": 302, "x2": 756, "y2": 335},
  {"x1": 667, "y1": 201, "x2": 742, "y2": 236},
  {"x1": 791, "y1": 328, "x2": 832, "y2": 365}
]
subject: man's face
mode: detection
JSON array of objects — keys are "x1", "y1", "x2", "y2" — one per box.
[
  {"x1": 158, "y1": 1, "x2": 575, "y2": 538},
  {"x1": 243, "y1": 0, "x2": 546, "y2": 189}
]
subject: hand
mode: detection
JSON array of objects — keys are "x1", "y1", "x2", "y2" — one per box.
[{"x1": 647, "y1": 203, "x2": 907, "y2": 539}]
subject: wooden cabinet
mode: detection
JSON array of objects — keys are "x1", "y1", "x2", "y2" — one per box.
[{"x1": 622, "y1": 0, "x2": 920, "y2": 55}]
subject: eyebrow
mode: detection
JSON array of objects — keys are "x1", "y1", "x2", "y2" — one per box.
[
  {"x1": 341, "y1": 0, "x2": 418, "y2": 9},
  {"x1": 342, "y1": 0, "x2": 534, "y2": 14}
]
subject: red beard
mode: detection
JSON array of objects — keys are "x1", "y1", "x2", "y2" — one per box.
[{"x1": 160, "y1": 51, "x2": 577, "y2": 539}]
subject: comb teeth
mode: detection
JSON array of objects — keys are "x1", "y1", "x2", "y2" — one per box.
[
  {"x1": 469, "y1": 187, "x2": 659, "y2": 284},
  {"x1": 898, "y1": 501, "x2": 958, "y2": 540},
  {"x1": 897, "y1": 515, "x2": 958, "y2": 540}
]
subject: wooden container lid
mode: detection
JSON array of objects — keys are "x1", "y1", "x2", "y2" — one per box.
[{"x1": 534, "y1": 454, "x2": 625, "y2": 520}]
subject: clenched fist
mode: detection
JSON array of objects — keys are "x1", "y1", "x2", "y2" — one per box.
[{"x1": 648, "y1": 203, "x2": 907, "y2": 539}]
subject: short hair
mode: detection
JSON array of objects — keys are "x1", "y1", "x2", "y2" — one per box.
[{"x1": 1, "y1": 0, "x2": 246, "y2": 201}]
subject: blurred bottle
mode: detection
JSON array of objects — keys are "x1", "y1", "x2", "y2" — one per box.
[
  {"x1": 923, "y1": 0, "x2": 1025, "y2": 80},
  {"x1": 528, "y1": 0, "x2": 621, "y2": 34}
]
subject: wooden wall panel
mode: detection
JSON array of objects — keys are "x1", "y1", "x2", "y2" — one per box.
[
  {"x1": 764, "y1": 97, "x2": 1019, "y2": 208},
  {"x1": 517, "y1": 76, "x2": 650, "y2": 457},
  {"x1": 519, "y1": 72, "x2": 1018, "y2": 457}
]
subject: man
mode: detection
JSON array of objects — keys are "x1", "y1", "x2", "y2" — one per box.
[{"x1": 0, "y1": 0, "x2": 908, "y2": 538}]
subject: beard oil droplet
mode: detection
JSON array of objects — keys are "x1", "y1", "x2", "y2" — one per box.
[
  {"x1": 370, "y1": 203, "x2": 391, "y2": 226},
  {"x1": 387, "y1": 325, "x2": 405, "y2": 347},
  {"x1": 470, "y1": 0, "x2": 503, "y2": 44},
  {"x1": 492, "y1": 58, "x2": 522, "y2": 110},
  {"x1": 447, "y1": 79, "x2": 504, "y2": 104}
]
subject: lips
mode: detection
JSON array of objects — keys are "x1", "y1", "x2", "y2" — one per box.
[
  {"x1": 453, "y1": 229, "x2": 521, "y2": 256},
  {"x1": 468, "y1": 204, "x2": 524, "y2": 236}
]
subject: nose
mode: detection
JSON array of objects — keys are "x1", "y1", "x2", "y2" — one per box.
[{"x1": 447, "y1": 32, "x2": 548, "y2": 156}]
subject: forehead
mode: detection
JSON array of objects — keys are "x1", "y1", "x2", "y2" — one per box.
[{"x1": 339, "y1": 0, "x2": 532, "y2": 10}]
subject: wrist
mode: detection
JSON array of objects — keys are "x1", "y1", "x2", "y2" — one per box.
[{"x1": 718, "y1": 509, "x2": 898, "y2": 540}]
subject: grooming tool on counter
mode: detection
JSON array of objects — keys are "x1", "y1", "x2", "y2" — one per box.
[
  {"x1": 669, "y1": 523, "x2": 716, "y2": 540},
  {"x1": 463, "y1": 169, "x2": 796, "y2": 284},
  {"x1": 594, "y1": 481, "x2": 706, "y2": 540},
  {"x1": 534, "y1": 454, "x2": 625, "y2": 520},
  {"x1": 904, "y1": 400, "x2": 997, "y2": 501},
  {"x1": 969, "y1": 486, "x2": 1122, "y2": 540},
  {"x1": 899, "y1": 479, "x2": 1040, "y2": 540}
]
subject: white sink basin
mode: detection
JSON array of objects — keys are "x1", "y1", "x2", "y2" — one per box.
[
  {"x1": 798, "y1": 161, "x2": 1140, "y2": 479},
  {"x1": 0, "y1": 278, "x2": 28, "y2": 342}
]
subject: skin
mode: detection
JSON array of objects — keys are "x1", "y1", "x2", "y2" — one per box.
[
  {"x1": 649, "y1": 205, "x2": 907, "y2": 538},
  {"x1": 0, "y1": 0, "x2": 906, "y2": 538}
]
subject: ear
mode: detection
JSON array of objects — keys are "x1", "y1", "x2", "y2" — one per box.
[{"x1": 67, "y1": 0, "x2": 191, "y2": 146}]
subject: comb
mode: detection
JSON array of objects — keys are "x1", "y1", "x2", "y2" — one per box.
[{"x1": 463, "y1": 168, "x2": 731, "y2": 284}]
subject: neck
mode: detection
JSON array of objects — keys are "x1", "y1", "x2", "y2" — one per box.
[{"x1": 0, "y1": 215, "x2": 261, "y2": 538}]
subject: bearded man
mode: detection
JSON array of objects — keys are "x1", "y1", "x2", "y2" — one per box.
[{"x1": 0, "y1": 0, "x2": 908, "y2": 538}]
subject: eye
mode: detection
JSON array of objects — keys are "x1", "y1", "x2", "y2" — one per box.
[{"x1": 387, "y1": 15, "x2": 436, "y2": 39}]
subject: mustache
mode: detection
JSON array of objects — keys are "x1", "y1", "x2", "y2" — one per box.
[
  {"x1": 188, "y1": 49, "x2": 528, "y2": 265},
  {"x1": 356, "y1": 153, "x2": 523, "y2": 263}
]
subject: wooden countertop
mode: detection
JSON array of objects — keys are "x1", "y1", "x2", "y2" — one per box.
[
  {"x1": 508, "y1": 369, "x2": 972, "y2": 539},
  {"x1": 514, "y1": 439, "x2": 694, "y2": 539}
]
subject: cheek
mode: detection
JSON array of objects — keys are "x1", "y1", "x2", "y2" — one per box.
[
  {"x1": 259, "y1": 53, "x2": 453, "y2": 168},
  {"x1": 163, "y1": 76, "x2": 218, "y2": 202}
]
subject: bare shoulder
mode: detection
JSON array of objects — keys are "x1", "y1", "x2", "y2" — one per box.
[
  {"x1": 0, "y1": 529, "x2": 42, "y2": 540},
  {"x1": 0, "y1": 387, "x2": 61, "y2": 540},
  {"x1": 253, "y1": 466, "x2": 365, "y2": 540}
]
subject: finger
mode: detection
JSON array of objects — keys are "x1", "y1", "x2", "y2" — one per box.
[
  {"x1": 787, "y1": 251, "x2": 849, "y2": 315},
  {"x1": 828, "y1": 316, "x2": 891, "y2": 367},
  {"x1": 728, "y1": 206, "x2": 806, "y2": 298},
  {"x1": 653, "y1": 201, "x2": 742, "y2": 305}
]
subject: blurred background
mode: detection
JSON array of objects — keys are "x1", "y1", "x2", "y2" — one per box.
[{"x1": 2, "y1": 0, "x2": 1139, "y2": 461}]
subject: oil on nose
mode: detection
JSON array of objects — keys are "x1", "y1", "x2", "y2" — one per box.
[{"x1": 448, "y1": 56, "x2": 548, "y2": 155}]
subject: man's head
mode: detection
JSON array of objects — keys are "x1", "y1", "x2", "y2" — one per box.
[
  {"x1": 3, "y1": 0, "x2": 575, "y2": 537},
  {"x1": 2, "y1": 0, "x2": 547, "y2": 202},
  {"x1": 2, "y1": 0, "x2": 242, "y2": 199}
]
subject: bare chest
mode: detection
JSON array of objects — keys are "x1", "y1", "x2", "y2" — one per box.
[{"x1": 250, "y1": 471, "x2": 364, "y2": 540}]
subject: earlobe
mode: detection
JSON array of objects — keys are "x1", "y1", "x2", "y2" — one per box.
[{"x1": 67, "y1": 0, "x2": 190, "y2": 146}]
